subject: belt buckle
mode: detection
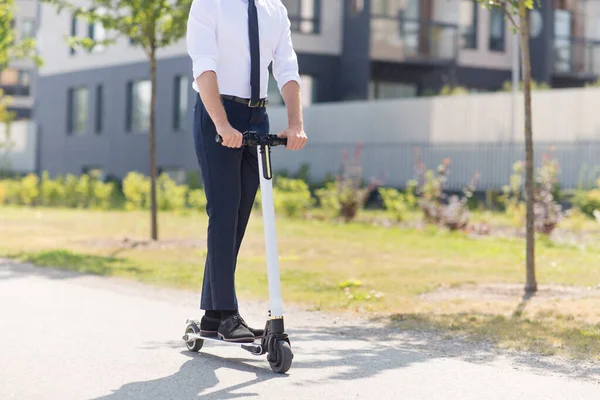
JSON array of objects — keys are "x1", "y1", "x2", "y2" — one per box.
[{"x1": 248, "y1": 99, "x2": 261, "y2": 108}]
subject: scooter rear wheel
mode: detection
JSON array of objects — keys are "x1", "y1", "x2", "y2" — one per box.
[
  {"x1": 269, "y1": 340, "x2": 293, "y2": 374},
  {"x1": 184, "y1": 324, "x2": 204, "y2": 352}
]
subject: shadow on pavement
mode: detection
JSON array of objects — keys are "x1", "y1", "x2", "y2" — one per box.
[{"x1": 93, "y1": 351, "x2": 286, "y2": 400}]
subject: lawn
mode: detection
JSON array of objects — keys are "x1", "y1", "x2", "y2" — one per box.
[{"x1": 1, "y1": 206, "x2": 600, "y2": 360}]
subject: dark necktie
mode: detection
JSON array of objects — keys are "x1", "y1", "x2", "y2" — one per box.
[{"x1": 248, "y1": 0, "x2": 260, "y2": 105}]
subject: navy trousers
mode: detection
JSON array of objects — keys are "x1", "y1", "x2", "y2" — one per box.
[{"x1": 192, "y1": 94, "x2": 270, "y2": 311}]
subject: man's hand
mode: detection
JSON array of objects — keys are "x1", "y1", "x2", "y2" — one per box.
[
  {"x1": 217, "y1": 123, "x2": 243, "y2": 148},
  {"x1": 277, "y1": 125, "x2": 307, "y2": 150}
]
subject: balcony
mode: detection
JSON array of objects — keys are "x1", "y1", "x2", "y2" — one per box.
[
  {"x1": 553, "y1": 36, "x2": 600, "y2": 78},
  {"x1": 371, "y1": 15, "x2": 459, "y2": 64}
]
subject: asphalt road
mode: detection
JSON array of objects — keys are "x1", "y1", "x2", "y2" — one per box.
[{"x1": 1, "y1": 259, "x2": 599, "y2": 400}]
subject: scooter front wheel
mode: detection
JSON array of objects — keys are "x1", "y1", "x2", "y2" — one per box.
[{"x1": 269, "y1": 340, "x2": 293, "y2": 374}]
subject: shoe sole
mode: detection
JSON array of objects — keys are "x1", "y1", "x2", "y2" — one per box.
[{"x1": 217, "y1": 333, "x2": 255, "y2": 343}]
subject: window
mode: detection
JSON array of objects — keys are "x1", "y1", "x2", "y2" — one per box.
[
  {"x1": 489, "y1": 7, "x2": 505, "y2": 51},
  {"x1": 88, "y1": 8, "x2": 107, "y2": 52},
  {"x1": 67, "y1": 87, "x2": 89, "y2": 135},
  {"x1": 173, "y1": 76, "x2": 189, "y2": 131},
  {"x1": 95, "y1": 85, "x2": 103, "y2": 133},
  {"x1": 281, "y1": 0, "x2": 321, "y2": 33},
  {"x1": 21, "y1": 19, "x2": 35, "y2": 39},
  {"x1": 460, "y1": 0, "x2": 477, "y2": 49},
  {"x1": 70, "y1": 15, "x2": 77, "y2": 55},
  {"x1": 126, "y1": 80, "x2": 151, "y2": 133}
]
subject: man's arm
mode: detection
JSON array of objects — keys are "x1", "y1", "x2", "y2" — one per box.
[
  {"x1": 186, "y1": 0, "x2": 242, "y2": 148},
  {"x1": 273, "y1": 3, "x2": 307, "y2": 150}
]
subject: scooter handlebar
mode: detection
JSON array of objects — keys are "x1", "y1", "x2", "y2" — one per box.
[{"x1": 215, "y1": 131, "x2": 287, "y2": 147}]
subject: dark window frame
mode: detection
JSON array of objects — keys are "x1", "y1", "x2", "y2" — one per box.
[{"x1": 95, "y1": 85, "x2": 103, "y2": 134}]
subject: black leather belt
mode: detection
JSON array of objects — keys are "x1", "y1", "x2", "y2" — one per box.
[{"x1": 221, "y1": 94, "x2": 268, "y2": 108}]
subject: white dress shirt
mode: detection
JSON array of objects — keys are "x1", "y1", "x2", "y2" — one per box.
[{"x1": 186, "y1": 0, "x2": 301, "y2": 99}]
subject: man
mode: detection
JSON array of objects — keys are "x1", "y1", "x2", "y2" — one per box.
[{"x1": 186, "y1": 0, "x2": 307, "y2": 343}]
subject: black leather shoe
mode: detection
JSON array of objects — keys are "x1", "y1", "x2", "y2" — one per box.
[
  {"x1": 237, "y1": 315, "x2": 264, "y2": 339},
  {"x1": 218, "y1": 314, "x2": 255, "y2": 343}
]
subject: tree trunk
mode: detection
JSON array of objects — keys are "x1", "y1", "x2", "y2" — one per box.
[
  {"x1": 519, "y1": 3, "x2": 537, "y2": 293},
  {"x1": 149, "y1": 47, "x2": 158, "y2": 241}
]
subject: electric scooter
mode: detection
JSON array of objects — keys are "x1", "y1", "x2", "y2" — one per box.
[{"x1": 182, "y1": 130, "x2": 293, "y2": 374}]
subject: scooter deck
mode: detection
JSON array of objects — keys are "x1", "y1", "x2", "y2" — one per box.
[{"x1": 184, "y1": 319, "x2": 263, "y2": 355}]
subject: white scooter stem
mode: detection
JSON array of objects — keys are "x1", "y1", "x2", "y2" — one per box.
[{"x1": 257, "y1": 145, "x2": 284, "y2": 318}]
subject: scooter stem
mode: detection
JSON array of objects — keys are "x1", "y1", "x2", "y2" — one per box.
[{"x1": 257, "y1": 144, "x2": 284, "y2": 318}]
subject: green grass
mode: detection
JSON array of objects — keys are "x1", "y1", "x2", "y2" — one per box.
[{"x1": 2, "y1": 206, "x2": 600, "y2": 360}]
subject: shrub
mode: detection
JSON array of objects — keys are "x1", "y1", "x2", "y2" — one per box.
[
  {"x1": 19, "y1": 174, "x2": 40, "y2": 206},
  {"x1": 157, "y1": 173, "x2": 188, "y2": 211},
  {"x1": 40, "y1": 171, "x2": 66, "y2": 207},
  {"x1": 90, "y1": 179, "x2": 116, "y2": 210},
  {"x1": 273, "y1": 177, "x2": 313, "y2": 217},
  {"x1": 378, "y1": 187, "x2": 411, "y2": 222},
  {"x1": 533, "y1": 154, "x2": 563, "y2": 234},
  {"x1": 122, "y1": 172, "x2": 150, "y2": 210},
  {"x1": 414, "y1": 156, "x2": 478, "y2": 231},
  {"x1": 188, "y1": 189, "x2": 207, "y2": 211},
  {"x1": 500, "y1": 161, "x2": 526, "y2": 228},
  {"x1": 573, "y1": 179, "x2": 600, "y2": 218},
  {"x1": 315, "y1": 143, "x2": 379, "y2": 222}
]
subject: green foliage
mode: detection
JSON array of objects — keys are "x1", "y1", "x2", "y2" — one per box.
[
  {"x1": 501, "y1": 80, "x2": 550, "y2": 92},
  {"x1": 18, "y1": 174, "x2": 40, "y2": 206},
  {"x1": 378, "y1": 186, "x2": 413, "y2": 222},
  {"x1": 122, "y1": 172, "x2": 150, "y2": 210},
  {"x1": 573, "y1": 179, "x2": 600, "y2": 218},
  {"x1": 438, "y1": 85, "x2": 470, "y2": 96},
  {"x1": 188, "y1": 189, "x2": 207, "y2": 212},
  {"x1": 314, "y1": 143, "x2": 379, "y2": 222},
  {"x1": 157, "y1": 173, "x2": 188, "y2": 211},
  {"x1": 273, "y1": 177, "x2": 313, "y2": 218},
  {"x1": 533, "y1": 155, "x2": 563, "y2": 234},
  {"x1": 500, "y1": 161, "x2": 526, "y2": 228},
  {"x1": 415, "y1": 157, "x2": 478, "y2": 231}
]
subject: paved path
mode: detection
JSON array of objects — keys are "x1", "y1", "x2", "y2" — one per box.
[{"x1": 1, "y1": 259, "x2": 599, "y2": 400}]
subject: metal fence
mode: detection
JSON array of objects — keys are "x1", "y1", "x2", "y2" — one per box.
[{"x1": 271, "y1": 140, "x2": 600, "y2": 191}]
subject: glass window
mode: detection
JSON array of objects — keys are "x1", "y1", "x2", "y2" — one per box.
[
  {"x1": 173, "y1": 76, "x2": 189, "y2": 131},
  {"x1": 88, "y1": 8, "x2": 107, "y2": 52},
  {"x1": 68, "y1": 87, "x2": 89, "y2": 135},
  {"x1": 460, "y1": 0, "x2": 477, "y2": 49},
  {"x1": 281, "y1": 0, "x2": 320, "y2": 33},
  {"x1": 21, "y1": 19, "x2": 35, "y2": 39},
  {"x1": 489, "y1": 7, "x2": 505, "y2": 51},
  {"x1": 127, "y1": 80, "x2": 151, "y2": 133}
]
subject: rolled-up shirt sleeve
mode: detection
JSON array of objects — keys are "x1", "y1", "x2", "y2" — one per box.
[
  {"x1": 186, "y1": 0, "x2": 219, "y2": 80},
  {"x1": 272, "y1": 4, "x2": 301, "y2": 93}
]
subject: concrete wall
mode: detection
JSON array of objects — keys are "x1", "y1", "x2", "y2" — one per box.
[
  {"x1": 0, "y1": 121, "x2": 37, "y2": 173},
  {"x1": 264, "y1": 87, "x2": 600, "y2": 190}
]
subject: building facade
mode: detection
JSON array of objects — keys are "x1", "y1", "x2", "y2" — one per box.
[{"x1": 33, "y1": 0, "x2": 600, "y2": 179}]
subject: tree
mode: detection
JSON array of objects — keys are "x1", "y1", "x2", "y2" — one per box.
[
  {"x1": 476, "y1": 0, "x2": 538, "y2": 293},
  {"x1": 44, "y1": 0, "x2": 193, "y2": 240},
  {"x1": 0, "y1": 0, "x2": 40, "y2": 172}
]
